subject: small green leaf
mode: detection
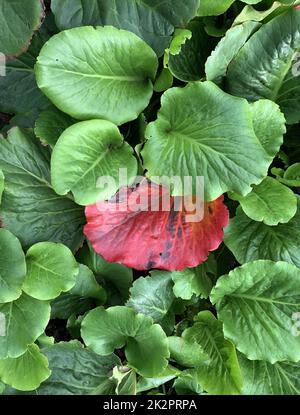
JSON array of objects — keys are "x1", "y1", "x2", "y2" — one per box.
[
  {"x1": 171, "y1": 257, "x2": 216, "y2": 300},
  {"x1": 182, "y1": 311, "x2": 243, "y2": 395},
  {"x1": 174, "y1": 369, "x2": 203, "y2": 395},
  {"x1": 225, "y1": 196, "x2": 300, "y2": 267},
  {"x1": 127, "y1": 271, "x2": 175, "y2": 323},
  {"x1": 0, "y1": 293, "x2": 50, "y2": 358},
  {"x1": 35, "y1": 106, "x2": 75, "y2": 148},
  {"x1": 113, "y1": 366, "x2": 137, "y2": 395},
  {"x1": 35, "y1": 26, "x2": 158, "y2": 125},
  {"x1": 0, "y1": 229, "x2": 26, "y2": 303},
  {"x1": 51, "y1": 120, "x2": 138, "y2": 205},
  {"x1": 81, "y1": 306, "x2": 170, "y2": 377},
  {"x1": 23, "y1": 242, "x2": 79, "y2": 301},
  {"x1": 198, "y1": 0, "x2": 235, "y2": 16},
  {"x1": 137, "y1": 365, "x2": 180, "y2": 393},
  {"x1": 211, "y1": 260, "x2": 300, "y2": 362},
  {"x1": 153, "y1": 69, "x2": 173, "y2": 93},
  {"x1": 233, "y1": 177, "x2": 297, "y2": 225},
  {"x1": 0, "y1": 344, "x2": 50, "y2": 391},
  {"x1": 277, "y1": 163, "x2": 300, "y2": 187}
]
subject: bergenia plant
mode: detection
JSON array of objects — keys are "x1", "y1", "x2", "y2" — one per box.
[{"x1": 0, "y1": 0, "x2": 299, "y2": 396}]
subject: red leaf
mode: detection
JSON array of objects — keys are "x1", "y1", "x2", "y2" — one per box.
[{"x1": 84, "y1": 180, "x2": 229, "y2": 271}]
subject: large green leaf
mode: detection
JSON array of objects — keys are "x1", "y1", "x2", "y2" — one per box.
[
  {"x1": 142, "y1": 82, "x2": 280, "y2": 200},
  {"x1": 0, "y1": 128, "x2": 85, "y2": 252},
  {"x1": 34, "y1": 106, "x2": 74, "y2": 148},
  {"x1": 224, "y1": 197, "x2": 300, "y2": 267},
  {"x1": 211, "y1": 260, "x2": 300, "y2": 362},
  {"x1": 51, "y1": 0, "x2": 200, "y2": 57},
  {"x1": 226, "y1": 9, "x2": 300, "y2": 124},
  {"x1": 239, "y1": 353, "x2": 300, "y2": 395},
  {"x1": 0, "y1": 32, "x2": 50, "y2": 114},
  {"x1": 230, "y1": 176, "x2": 297, "y2": 225},
  {"x1": 205, "y1": 21, "x2": 261, "y2": 85},
  {"x1": 35, "y1": 26, "x2": 158, "y2": 125},
  {"x1": 0, "y1": 344, "x2": 50, "y2": 391},
  {"x1": 81, "y1": 306, "x2": 169, "y2": 377},
  {"x1": 0, "y1": 229, "x2": 26, "y2": 303},
  {"x1": 182, "y1": 311, "x2": 243, "y2": 395},
  {"x1": 0, "y1": 0, "x2": 44, "y2": 56},
  {"x1": 126, "y1": 271, "x2": 175, "y2": 323},
  {"x1": 23, "y1": 242, "x2": 79, "y2": 301},
  {"x1": 37, "y1": 341, "x2": 120, "y2": 395},
  {"x1": 51, "y1": 120, "x2": 138, "y2": 205},
  {"x1": 0, "y1": 293, "x2": 50, "y2": 358},
  {"x1": 168, "y1": 336, "x2": 209, "y2": 368}
]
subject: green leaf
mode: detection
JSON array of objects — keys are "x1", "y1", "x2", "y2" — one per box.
[
  {"x1": 126, "y1": 271, "x2": 175, "y2": 323},
  {"x1": 182, "y1": 311, "x2": 243, "y2": 395},
  {"x1": 224, "y1": 196, "x2": 300, "y2": 267},
  {"x1": 142, "y1": 81, "x2": 278, "y2": 200},
  {"x1": 81, "y1": 306, "x2": 169, "y2": 377},
  {"x1": 35, "y1": 106, "x2": 74, "y2": 148},
  {"x1": 51, "y1": 120, "x2": 138, "y2": 205},
  {"x1": 233, "y1": 2, "x2": 290, "y2": 26},
  {"x1": 153, "y1": 69, "x2": 173, "y2": 93},
  {"x1": 197, "y1": 0, "x2": 235, "y2": 16},
  {"x1": 113, "y1": 366, "x2": 137, "y2": 395},
  {"x1": 174, "y1": 369, "x2": 203, "y2": 395},
  {"x1": 37, "y1": 341, "x2": 120, "y2": 395},
  {"x1": 0, "y1": 170, "x2": 4, "y2": 203},
  {"x1": 51, "y1": 264, "x2": 106, "y2": 319},
  {"x1": 205, "y1": 21, "x2": 261, "y2": 85},
  {"x1": 77, "y1": 243, "x2": 133, "y2": 305},
  {"x1": 0, "y1": 344, "x2": 50, "y2": 391},
  {"x1": 23, "y1": 242, "x2": 79, "y2": 301},
  {"x1": 167, "y1": 20, "x2": 216, "y2": 82},
  {"x1": 35, "y1": 26, "x2": 158, "y2": 125},
  {"x1": 277, "y1": 163, "x2": 300, "y2": 187},
  {"x1": 0, "y1": 0, "x2": 44, "y2": 56},
  {"x1": 51, "y1": 0, "x2": 200, "y2": 57},
  {"x1": 0, "y1": 229, "x2": 26, "y2": 303},
  {"x1": 0, "y1": 293, "x2": 50, "y2": 358},
  {"x1": 231, "y1": 176, "x2": 297, "y2": 225},
  {"x1": 168, "y1": 336, "x2": 209, "y2": 367},
  {"x1": 227, "y1": 9, "x2": 300, "y2": 124},
  {"x1": 211, "y1": 260, "x2": 300, "y2": 362},
  {"x1": 0, "y1": 128, "x2": 85, "y2": 252},
  {"x1": 0, "y1": 32, "x2": 50, "y2": 114},
  {"x1": 171, "y1": 257, "x2": 216, "y2": 300},
  {"x1": 137, "y1": 365, "x2": 180, "y2": 393},
  {"x1": 239, "y1": 353, "x2": 300, "y2": 395}
]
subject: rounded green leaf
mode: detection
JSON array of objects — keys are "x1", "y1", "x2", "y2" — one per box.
[
  {"x1": 0, "y1": 229, "x2": 26, "y2": 303},
  {"x1": 81, "y1": 306, "x2": 170, "y2": 377},
  {"x1": 51, "y1": 120, "x2": 138, "y2": 205},
  {"x1": 0, "y1": 344, "x2": 50, "y2": 391},
  {"x1": 278, "y1": 163, "x2": 300, "y2": 187},
  {"x1": 183, "y1": 311, "x2": 243, "y2": 395},
  {"x1": 38, "y1": 341, "x2": 120, "y2": 395},
  {"x1": 198, "y1": 0, "x2": 235, "y2": 16},
  {"x1": 35, "y1": 26, "x2": 158, "y2": 125},
  {"x1": 0, "y1": 0, "x2": 44, "y2": 57},
  {"x1": 23, "y1": 242, "x2": 79, "y2": 301},
  {"x1": 211, "y1": 260, "x2": 300, "y2": 362},
  {"x1": 224, "y1": 197, "x2": 300, "y2": 267},
  {"x1": 226, "y1": 9, "x2": 300, "y2": 124},
  {"x1": 239, "y1": 353, "x2": 300, "y2": 395},
  {"x1": 0, "y1": 293, "x2": 50, "y2": 358},
  {"x1": 142, "y1": 82, "x2": 275, "y2": 200},
  {"x1": 232, "y1": 177, "x2": 297, "y2": 225}
]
